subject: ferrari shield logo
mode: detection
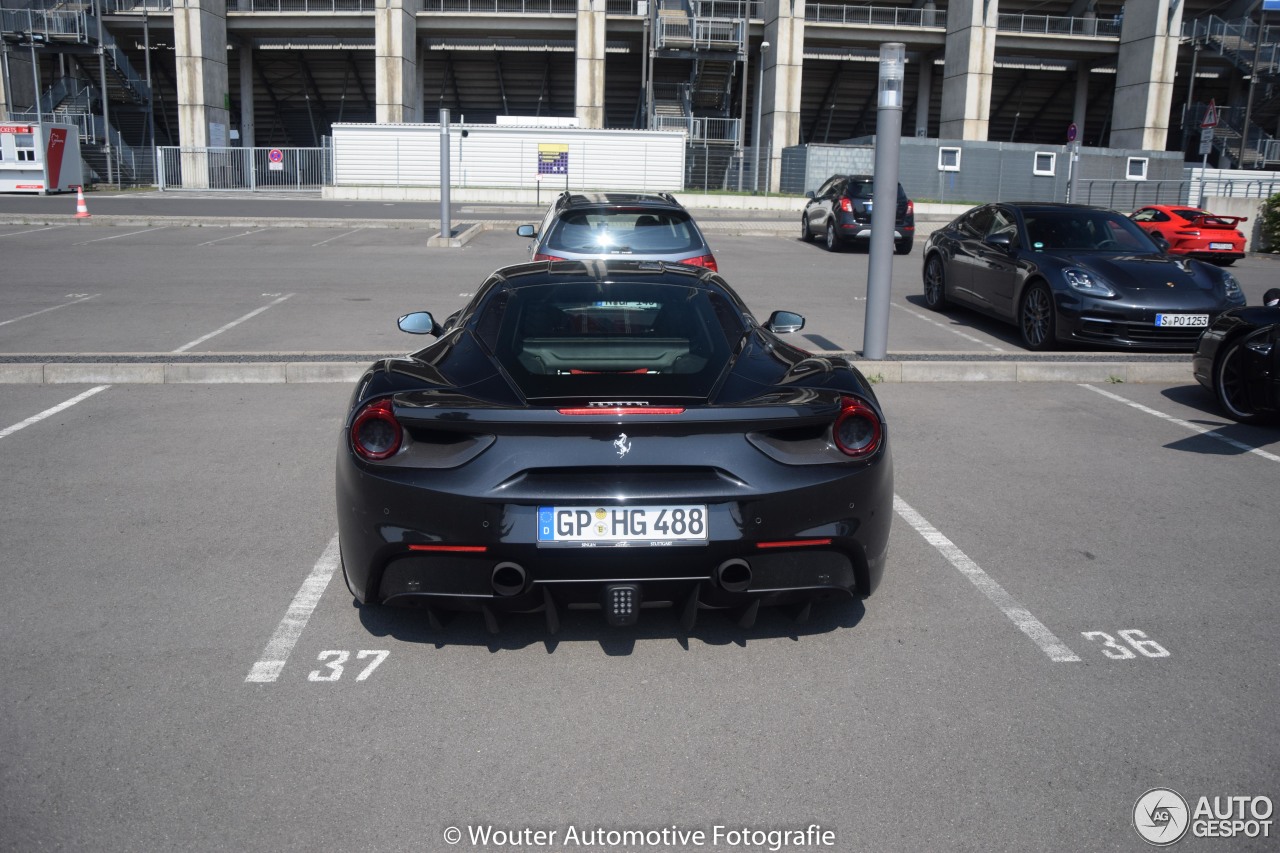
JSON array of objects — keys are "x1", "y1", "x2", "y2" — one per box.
[{"x1": 613, "y1": 433, "x2": 631, "y2": 458}]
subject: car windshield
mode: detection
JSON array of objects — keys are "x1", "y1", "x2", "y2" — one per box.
[
  {"x1": 484, "y1": 280, "x2": 743, "y2": 400},
  {"x1": 1024, "y1": 210, "x2": 1158, "y2": 252},
  {"x1": 543, "y1": 208, "x2": 703, "y2": 255}
]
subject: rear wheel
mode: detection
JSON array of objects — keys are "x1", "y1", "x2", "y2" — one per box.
[
  {"x1": 1215, "y1": 338, "x2": 1267, "y2": 424},
  {"x1": 801, "y1": 215, "x2": 813, "y2": 242},
  {"x1": 923, "y1": 255, "x2": 949, "y2": 311},
  {"x1": 895, "y1": 237, "x2": 914, "y2": 255},
  {"x1": 1019, "y1": 282, "x2": 1056, "y2": 351},
  {"x1": 825, "y1": 221, "x2": 840, "y2": 251}
]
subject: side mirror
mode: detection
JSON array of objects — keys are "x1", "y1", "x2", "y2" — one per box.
[
  {"x1": 516, "y1": 224, "x2": 536, "y2": 238},
  {"x1": 398, "y1": 311, "x2": 440, "y2": 336},
  {"x1": 1152, "y1": 234, "x2": 1170, "y2": 253},
  {"x1": 805, "y1": 191, "x2": 816, "y2": 200},
  {"x1": 765, "y1": 310, "x2": 805, "y2": 334},
  {"x1": 984, "y1": 232, "x2": 1015, "y2": 251}
]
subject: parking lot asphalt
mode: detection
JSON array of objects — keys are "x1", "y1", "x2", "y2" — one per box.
[
  {"x1": 2, "y1": 191, "x2": 1276, "y2": 385},
  {"x1": 1, "y1": 192, "x2": 1277, "y2": 852}
]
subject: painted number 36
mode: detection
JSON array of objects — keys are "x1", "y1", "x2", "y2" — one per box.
[
  {"x1": 308, "y1": 650, "x2": 390, "y2": 682},
  {"x1": 1081, "y1": 629, "x2": 1170, "y2": 660}
]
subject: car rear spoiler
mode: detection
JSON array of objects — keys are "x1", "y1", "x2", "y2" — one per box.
[{"x1": 1191, "y1": 214, "x2": 1248, "y2": 228}]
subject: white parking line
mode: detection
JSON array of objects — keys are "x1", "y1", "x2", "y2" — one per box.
[
  {"x1": 0, "y1": 294, "x2": 100, "y2": 328},
  {"x1": 890, "y1": 302, "x2": 1007, "y2": 352},
  {"x1": 0, "y1": 386, "x2": 111, "y2": 440},
  {"x1": 245, "y1": 534, "x2": 341, "y2": 683},
  {"x1": 893, "y1": 495, "x2": 1081, "y2": 662},
  {"x1": 0, "y1": 225, "x2": 69, "y2": 239},
  {"x1": 312, "y1": 228, "x2": 363, "y2": 247},
  {"x1": 196, "y1": 229, "x2": 267, "y2": 247},
  {"x1": 1081, "y1": 384, "x2": 1280, "y2": 463},
  {"x1": 72, "y1": 226, "x2": 169, "y2": 246},
  {"x1": 171, "y1": 293, "x2": 295, "y2": 353}
]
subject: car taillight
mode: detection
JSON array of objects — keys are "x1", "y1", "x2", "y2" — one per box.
[
  {"x1": 840, "y1": 198, "x2": 853, "y2": 213},
  {"x1": 1176, "y1": 230, "x2": 1201, "y2": 237},
  {"x1": 905, "y1": 200, "x2": 914, "y2": 217},
  {"x1": 351, "y1": 398, "x2": 402, "y2": 461},
  {"x1": 534, "y1": 252, "x2": 566, "y2": 262},
  {"x1": 833, "y1": 397, "x2": 881, "y2": 458},
  {"x1": 679, "y1": 254, "x2": 718, "y2": 272}
]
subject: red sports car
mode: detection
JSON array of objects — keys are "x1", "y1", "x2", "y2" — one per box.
[{"x1": 1130, "y1": 204, "x2": 1248, "y2": 265}]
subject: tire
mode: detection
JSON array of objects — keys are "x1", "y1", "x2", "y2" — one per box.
[
  {"x1": 1214, "y1": 338, "x2": 1267, "y2": 424},
  {"x1": 1019, "y1": 282, "x2": 1056, "y2": 351},
  {"x1": 801, "y1": 215, "x2": 813, "y2": 242},
  {"x1": 825, "y1": 221, "x2": 840, "y2": 252},
  {"x1": 895, "y1": 237, "x2": 914, "y2": 255},
  {"x1": 923, "y1": 255, "x2": 949, "y2": 311}
]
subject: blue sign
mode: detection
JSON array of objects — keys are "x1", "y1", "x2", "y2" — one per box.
[{"x1": 1264, "y1": 0, "x2": 1280, "y2": 10}]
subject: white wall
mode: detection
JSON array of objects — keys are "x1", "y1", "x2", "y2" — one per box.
[{"x1": 331, "y1": 123, "x2": 687, "y2": 191}]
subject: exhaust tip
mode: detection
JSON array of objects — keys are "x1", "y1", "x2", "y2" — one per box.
[
  {"x1": 716, "y1": 558, "x2": 752, "y2": 593},
  {"x1": 491, "y1": 562, "x2": 528, "y2": 597}
]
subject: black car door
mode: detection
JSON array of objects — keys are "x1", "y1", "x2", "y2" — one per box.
[
  {"x1": 972, "y1": 206, "x2": 1022, "y2": 318},
  {"x1": 948, "y1": 206, "x2": 995, "y2": 310}
]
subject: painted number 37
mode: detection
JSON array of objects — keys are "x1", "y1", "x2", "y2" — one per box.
[{"x1": 308, "y1": 650, "x2": 389, "y2": 682}]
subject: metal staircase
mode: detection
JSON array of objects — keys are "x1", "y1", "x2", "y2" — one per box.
[{"x1": 1187, "y1": 15, "x2": 1280, "y2": 168}]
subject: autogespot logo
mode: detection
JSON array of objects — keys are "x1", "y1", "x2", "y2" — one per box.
[{"x1": 1134, "y1": 788, "x2": 1191, "y2": 846}]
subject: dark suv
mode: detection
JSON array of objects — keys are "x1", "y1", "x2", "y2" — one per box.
[
  {"x1": 517, "y1": 192, "x2": 718, "y2": 271},
  {"x1": 801, "y1": 175, "x2": 915, "y2": 254}
]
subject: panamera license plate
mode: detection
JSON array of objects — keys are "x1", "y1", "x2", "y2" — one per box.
[
  {"x1": 1209, "y1": 242, "x2": 1233, "y2": 250},
  {"x1": 1155, "y1": 314, "x2": 1209, "y2": 328},
  {"x1": 537, "y1": 505, "x2": 708, "y2": 546}
]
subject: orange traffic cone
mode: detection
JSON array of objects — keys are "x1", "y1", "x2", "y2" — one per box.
[{"x1": 74, "y1": 186, "x2": 91, "y2": 219}]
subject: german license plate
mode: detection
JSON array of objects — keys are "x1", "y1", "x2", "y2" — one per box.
[
  {"x1": 1155, "y1": 314, "x2": 1209, "y2": 328},
  {"x1": 537, "y1": 505, "x2": 708, "y2": 546},
  {"x1": 1209, "y1": 242, "x2": 1233, "y2": 250}
]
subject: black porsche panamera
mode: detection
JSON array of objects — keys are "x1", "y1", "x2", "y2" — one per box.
[{"x1": 336, "y1": 260, "x2": 893, "y2": 632}]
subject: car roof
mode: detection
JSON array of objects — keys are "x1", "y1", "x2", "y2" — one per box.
[
  {"x1": 483, "y1": 258, "x2": 724, "y2": 291},
  {"x1": 556, "y1": 192, "x2": 685, "y2": 210},
  {"x1": 993, "y1": 202, "x2": 1117, "y2": 213}
]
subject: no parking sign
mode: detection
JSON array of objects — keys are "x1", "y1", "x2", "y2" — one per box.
[{"x1": 268, "y1": 148, "x2": 284, "y2": 171}]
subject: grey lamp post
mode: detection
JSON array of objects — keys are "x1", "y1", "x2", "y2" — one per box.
[{"x1": 752, "y1": 40, "x2": 769, "y2": 193}]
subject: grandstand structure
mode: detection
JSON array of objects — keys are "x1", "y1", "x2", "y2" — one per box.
[{"x1": 1, "y1": 0, "x2": 1277, "y2": 189}]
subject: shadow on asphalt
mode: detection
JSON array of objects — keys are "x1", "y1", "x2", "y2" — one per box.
[{"x1": 354, "y1": 596, "x2": 866, "y2": 654}]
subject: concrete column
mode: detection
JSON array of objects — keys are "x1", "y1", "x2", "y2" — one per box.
[
  {"x1": 1109, "y1": 0, "x2": 1184, "y2": 150},
  {"x1": 915, "y1": 52, "x2": 934, "y2": 137},
  {"x1": 1072, "y1": 61, "x2": 1089, "y2": 144},
  {"x1": 238, "y1": 44, "x2": 255, "y2": 150},
  {"x1": 938, "y1": 0, "x2": 997, "y2": 140},
  {"x1": 375, "y1": 0, "x2": 420, "y2": 123},
  {"x1": 575, "y1": 0, "x2": 606, "y2": 128},
  {"x1": 173, "y1": 0, "x2": 231, "y2": 188},
  {"x1": 761, "y1": 0, "x2": 804, "y2": 192},
  {"x1": 0, "y1": 45, "x2": 12, "y2": 121}
]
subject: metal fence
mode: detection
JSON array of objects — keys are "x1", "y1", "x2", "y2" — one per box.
[
  {"x1": 995, "y1": 13, "x2": 1120, "y2": 37},
  {"x1": 806, "y1": 4, "x2": 944, "y2": 28},
  {"x1": 157, "y1": 147, "x2": 331, "y2": 191}
]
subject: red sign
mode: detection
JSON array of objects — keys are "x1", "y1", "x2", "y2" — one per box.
[
  {"x1": 1201, "y1": 101, "x2": 1219, "y2": 128},
  {"x1": 46, "y1": 128, "x2": 68, "y2": 187},
  {"x1": 0, "y1": 125, "x2": 34, "y2": 134}
]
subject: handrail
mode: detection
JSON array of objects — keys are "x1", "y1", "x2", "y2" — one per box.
[
  {"x1": 805, "y1": 3, "x2": 944, "y2": 28},
  {"x1": 995, "y1": 12, "x2": 1119, "y2": 37}
]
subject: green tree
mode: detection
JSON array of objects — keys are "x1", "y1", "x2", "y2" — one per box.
[{"x1": 1259, "y1": 192, "x2": 1280, "y2": 253}]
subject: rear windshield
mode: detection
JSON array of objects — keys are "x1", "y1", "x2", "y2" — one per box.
[
  {"x1": 543, "y1": 208, "x2": 703, "y2": 255},
  {"x1": 484, "y1": 280, "x2": 743, "y2": 400},
  {"x1": 846, "y1": 181, "x2": 905, "y2": 200}
]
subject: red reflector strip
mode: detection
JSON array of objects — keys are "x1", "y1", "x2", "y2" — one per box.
[
  {"x1": 558, "y1": 407, "x2": 686, "y2": 416},
  {"x1": 755, "y1": 538, "x2": 834, "y2": 549},
  {"x1": 408, "y1": 544, "x2": 488, "y2": 553}
]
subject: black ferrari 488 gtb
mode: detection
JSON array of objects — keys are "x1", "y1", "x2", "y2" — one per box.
[{"x1": 336, "y1": 260, "x2": 893, "y2": 632}]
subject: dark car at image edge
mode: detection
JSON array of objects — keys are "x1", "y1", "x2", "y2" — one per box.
[
  {"x1": 335, "y1": 260, "x2": 894, "y2": 633},
  {"x1": 1193, "y1": 288, "x2": 1280, "y2": 424}
]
